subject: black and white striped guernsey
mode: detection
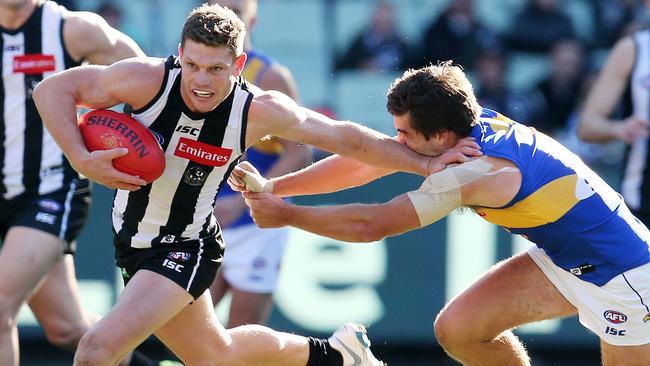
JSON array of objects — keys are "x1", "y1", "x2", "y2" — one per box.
[
  {"x1": 113, "y1": 56, "x2": 254, "y2": 249},
  {"x1": 0, "y1": 0, "x2": 81, "y2": 200},
  {"x1": 622, "y1": 28, "x2": 650, "y2": 211}
]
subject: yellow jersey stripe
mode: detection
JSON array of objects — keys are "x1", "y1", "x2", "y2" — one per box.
[{"x1": 475, "y1": 174, "x2": 580, "y2": 228}]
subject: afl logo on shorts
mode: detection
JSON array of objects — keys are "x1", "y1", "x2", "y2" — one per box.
[
  {"x1": 184, "y1": 166, "x2": 208, "y2": 186},
  {"x1": 167, "y1": 252, "x2": 191, "y2": 262},
  {"x1": 644, "y1": 313, "x2": 650, "y2": 323},
  {"x1": 604, "y1": 310, "x2": 627, "y2": 324},
  {"x1": 38, "y1": 199, "x2": 61, "y2": 213}
]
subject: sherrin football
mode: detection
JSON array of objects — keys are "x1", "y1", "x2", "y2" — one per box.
[{"x1": 78, "y1": 109, "x2": 165, "y2": 183}]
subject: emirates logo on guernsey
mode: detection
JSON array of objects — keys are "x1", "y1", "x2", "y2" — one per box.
[
  {"x1": 13, "y1": 54, "x2": 56, "y2": 74},
  {"x1": 174, "y1": 137, "x2": 232, "y2": 167}
]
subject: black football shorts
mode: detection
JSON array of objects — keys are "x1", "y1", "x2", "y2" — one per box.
[
  {"x1": 115, "y1": 232, "x2": 225, "y2": 300},
  {"x1": 0, "y1": 178, "x2": 91, "y2": 254}
]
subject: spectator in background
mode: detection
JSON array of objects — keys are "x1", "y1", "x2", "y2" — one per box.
[
  {"x1": 504, "y1": 0, "x2": 575, "y2": 54},
  {"x1": 474, "y1": 49, "x2": 542, "y2": 125},
  {"x1": 419, "y1": 0, "x2": 499, "y2": 70},
  {"x1": 334, "y1": 0, "x2": 410, "y2": 73},
  {"x1": 530, "y1": 39, "x2": 585, "y2": 135}
]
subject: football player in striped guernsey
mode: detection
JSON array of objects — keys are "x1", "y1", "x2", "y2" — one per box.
[
  {"x1": 0, "y1": 0, "x2": 146, "y2": 365},
  {"x1": 33, "y1": 3, "x2": 480, "y2": 366}
]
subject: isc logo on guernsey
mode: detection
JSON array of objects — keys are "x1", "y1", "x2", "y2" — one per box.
[{"x1": 174, "y1": 137, "x2": 232, "y2": 167}]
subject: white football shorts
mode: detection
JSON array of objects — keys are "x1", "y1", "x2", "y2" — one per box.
[
  {"x1": 221, "y1": 224, "x2": 288, "y2": 293},
  {"x1": 528, "y1": 246, "x2": 650, "y2": 346}
]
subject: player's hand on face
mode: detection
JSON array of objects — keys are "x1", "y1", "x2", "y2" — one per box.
[
  {"x1": 428, "y1": 138, "x2": 482, "y2": 174},
  {"x1": 618, "y1": 117, "x2": 650, "y2": 144},
  {"x1": 242, "y1": 192, "x2": 288, "y2": 228},
  {"x1": 73, "y1": 148, "x2": 147, "y2": 191},
  {"x1": 450, "y1": 137, "x2": 482, "y2": 157},
  {"x1": 228, "y1": 161, "x2": 273, "y2": 193}
]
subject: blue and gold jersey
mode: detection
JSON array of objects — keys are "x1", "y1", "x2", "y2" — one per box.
[
  {"x1": 472, "y1": 109, "x2": 650, "y2": 286},
  {"x1": 218, "y1": 50, "x2": 284, "y2": 227}
]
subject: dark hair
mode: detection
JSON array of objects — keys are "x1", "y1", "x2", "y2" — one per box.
[
  {"x1": 181, "y1": 3, "x2": 246, "y2": 57},
  {"x1": 386, "y1": 61, "x2": 481, "y2": 139}
]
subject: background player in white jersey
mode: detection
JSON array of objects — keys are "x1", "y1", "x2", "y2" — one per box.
[
  {"x1": 578, "y1": 1, "x2": 650, "y2": 226},
  {"x1": 33, "y1": 4, "x2": 478, "y2": 365},
  {"x1": 0, "y1": 1, "x2": 146, "y2": 365},
  {"x1": 236, "y1": 63, "x2": 650, "y2": 365},
  {"x1": 207, "y1": 0, "x2": 312, "y2": 328}
]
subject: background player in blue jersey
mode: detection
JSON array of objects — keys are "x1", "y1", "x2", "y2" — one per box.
[
  {"x1": 207, "y1": 0, "x2": 312, "y2": 328},
  {"x1": 237, "y1": 62, "x2": 650, "y2": 365},
  {"x1": 0, "y1": 1, "x2": 147, "y2": 365}
]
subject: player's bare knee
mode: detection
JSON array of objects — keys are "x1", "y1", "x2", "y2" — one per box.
[
  {"x1": 74, "y1": 333, "x2": 114, "y2": 366},
  {"x1": 75, "y1": 330, "x2": 118, "y2": 365},
  {"x1": 44, "y1": 320, "x2": 88, "y2": 350},
  {"x1": 434, "y1": 307, "x2": 471, "y2": 352}
]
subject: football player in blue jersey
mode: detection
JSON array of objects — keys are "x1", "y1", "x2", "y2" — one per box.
[{"x1": 238, "y1": 62, "x2": 650, "y2": 365}]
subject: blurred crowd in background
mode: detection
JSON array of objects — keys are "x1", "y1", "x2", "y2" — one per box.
[{"x1": 70, "y1": 0, "x2": 648, "y2": 185}]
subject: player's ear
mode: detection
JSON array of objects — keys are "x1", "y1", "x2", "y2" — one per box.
[
  {"x1": 234, "y1": 52, "x2": 247, "y2": 76},
  {"x1": 177, "y1": 43, "x2": 183, "y2": 58}
]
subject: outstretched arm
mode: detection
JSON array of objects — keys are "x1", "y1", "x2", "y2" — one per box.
[
  {"x1": 245, "y1": 92, "x2": 433, "y2": 176},
  {"x1": 244, "y1": 191, "x2": 421, "y2": 242},
  {"x1": 243, "y1": 156, "x2": 521, "y2": 242},
  {"x1": 230, "y1": 138, "x2": 482, "y2": 196}
]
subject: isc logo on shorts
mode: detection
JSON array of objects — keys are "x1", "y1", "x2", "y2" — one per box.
[
  {"x1": 604, "y1": 326, "x2": 626, "y2": 336},
  {"x1": 162, "y1": 258, "x2": 184, "y2": 273}
]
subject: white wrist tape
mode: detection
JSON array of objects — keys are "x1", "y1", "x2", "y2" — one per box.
[
  {"x1": 407, "y1": 159, "x2": 495, "y2": 226},
  {"x1": 241, "y1": 170, "x2": 273, "y2": 193}
]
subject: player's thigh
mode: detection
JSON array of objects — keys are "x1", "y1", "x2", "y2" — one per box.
[
  {"x1": 601, "y1": 341, "x2": 650, "y2": 366},
  {"x1": 154, "y1": 291, "x2": 230, "y2": 362},
  {"x1": 0, "y1": 227, "x2": 65, "y2": 304},
  {"x1": 228, "y1": 287, "x2": 273, "y2": 327},
  {"x1": 28, "y1": 254, "x2": 91, "y2": 336},
  {"x1": 437, "y1": 251, "x2": 577, "y2": 339},
  {"x1": 84, "y1": 269, "x2": 193, "y2": 357}
]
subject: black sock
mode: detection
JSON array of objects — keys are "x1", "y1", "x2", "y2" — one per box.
[
  {"x1": 306, "y1": 337, "x2": 344, "y2": 366},
  {"x1": 128, "y1": 350, "x2": 158, "y2": 366}
]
